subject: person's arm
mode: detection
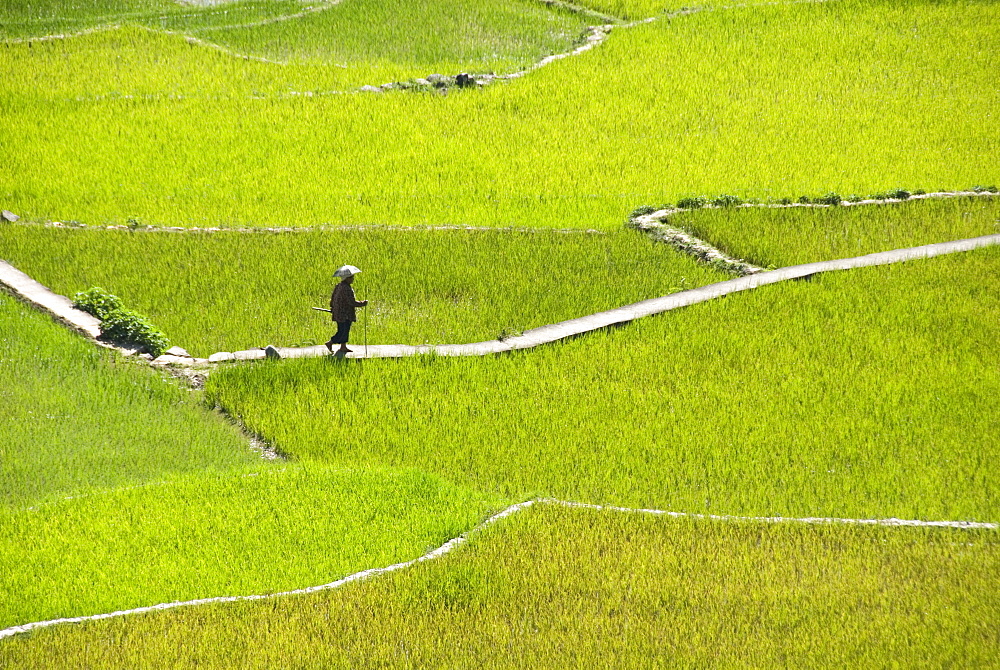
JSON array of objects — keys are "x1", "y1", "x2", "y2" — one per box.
[{"x1": 348, "y1": 284, "x2": 367, "y2": 307}]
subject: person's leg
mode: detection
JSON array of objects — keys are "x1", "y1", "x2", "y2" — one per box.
[
  {"x1": 335, "y1": 321, "x2": 353, "y2": 353},
  {"x1": 326, "y1": 321, "x2": 349, "y2": 352}
]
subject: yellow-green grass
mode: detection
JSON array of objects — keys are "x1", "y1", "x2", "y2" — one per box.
[
  {"x1": 206, "y1": 246, "x2": 1000, "y2": 521},
  {"x1": 2, "y1": 0, "x2": 997, "y2": 229},
  {"x1": 0, "y1": 0, "x2": 177, "y2": 39},
  {"x1": 669, "y1": 196, "x2": 1000, "y2": 267},
  {"x1": 193, "y1": 0, "x2": 592, "y2": 67},
  {"x1": 574, "y1": 0, "x2": 690, "y2": 20},
  {"x1": 1, "y1": 0, "x2": 591, "y2": 85},
  {"x1": 0, "y1": 1, "x2": 348, "y2": 43},
  {"x1": 4, "y1": 504, "x2": 997, "y2": 667},
  {"x1": 0, "y1": 227, "x2": 721, "y2": 357},
  {"x1": 0, "y1": 292, "x2": 254, "y2": 507},
  {"x1": 0, "y1": 465, "x2": 500, "y2": 629},
  {"x1": 0, "y1": 291, "x2": 499, "y2": 628}
]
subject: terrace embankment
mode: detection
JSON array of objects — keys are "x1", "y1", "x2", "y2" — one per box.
[
  {"x1": 2, "y1": 496, "x2": 994, "y2": 642},
  {"x1": 213, "y1": 230, "x2": 1000, "y2": 362},
  {"x1": 2, "y1": 211, "x2": 999, "y2": 365},
  {"x1": 629, "y1": 190, "x2": 1000, "y2": 275}
]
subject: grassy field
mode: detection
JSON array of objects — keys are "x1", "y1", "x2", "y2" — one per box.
[
  {"x1": 0, "y1": 465, "x2": 499, "y2": 630},
  {"x1": 669, "y1": 196, "x2": 1000, "y2": 267},
  {"x1": 2, "y1": 0, "x2": 996, "y2": 662},
  {"x1": 0, "y1": 0, "x2": 590, "y2": 70},
  {"x1": 0, "y1": 198, "x2": 994, "y2": 358},
  {"x1": 206, "y1": 246, "x2": 1000, "y2": 521},
  {"x1": 0, "y1": 0, "x2": 591, "y2": 88},
  {"x1": 192, "y1": 0, "x2": 592, "y2": 66},
  {"x1": 0, "y1": 292, "x2": 500, "y2": 630},
  {"x1": 4, "y1": 504, "x2": 997, "y2": 667},
  {"x1": 2, "y1": 0, "x2": 997, "y2": 229},
  {"x1": 0, "y1": 292, "x2": 254, "y2": 506},
  {"x1": 0, "y1": 226, "x2": 721, "y2": 357}
]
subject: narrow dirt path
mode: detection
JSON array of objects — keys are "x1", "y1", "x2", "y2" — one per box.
[
  {"x1": 2, "y1": 226, "x2": 997, "y2": 365},
  {"x1": 0, "y1": 260, "x2": 100, "y2": 339},
  {"x1": 1, "y1": 496, "x2": 992, "y2": 641},
  {"x1": 211, "y1": 232, "x2": 1000, "y2": 363}
]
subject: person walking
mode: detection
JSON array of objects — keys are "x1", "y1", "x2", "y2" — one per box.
[{"x1": 325, "y1": 265, "x2": 368, "y2": 355}]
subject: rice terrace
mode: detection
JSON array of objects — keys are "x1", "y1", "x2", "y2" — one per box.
[{"x1": 1, "y1": 0, "x2": 999, "y2": 665}]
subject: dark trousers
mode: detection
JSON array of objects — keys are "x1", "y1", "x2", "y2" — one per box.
[{"x1": 330, "y1": 321, "x2": 353, "y2": 344}]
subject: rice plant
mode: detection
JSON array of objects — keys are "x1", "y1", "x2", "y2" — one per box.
[
  {"x1": 1, "y1": 0, "x2": 996, "y2": 229},
  {"x1": 0, "y1": 226, "x2": 721, "y2": 357},
  {"x1": 0, "y1": 465, "x2": 499, "y2": 629},
  {"x1": 205, "y1": 247, "x2": 1000, "y2": 521},
  {"x1": 0, "y1": 293, "x2": 253, "y2": 506},
  {"x1": 668, "y1": 196, "x2": 1000, "y2": 267},
  {"x1": 4, "y1": 504, "x2": 997, "y2": 666}
]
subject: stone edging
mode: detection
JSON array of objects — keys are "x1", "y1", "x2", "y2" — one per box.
[
  {"x1": 7, "y1": 221, "x2": 605, "y2": 236},
  {"x1": 1, "y1": 496, "x2": 992, "y2": 641},
  {"x1": 629, "y1": 190, "x2": 999, "y2": 276},
  {"x1": 630, "y1": 221, "x2": 765, "y2": 276}
]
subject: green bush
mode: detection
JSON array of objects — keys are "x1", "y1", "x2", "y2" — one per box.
[
  {"x1": 887, "y1": 189, "x2": 911, "y2": 200},
  {"x1": 101, "y1": 308, "x2": 170, "y2": 356},
  {"x1": 676, "y1": 196, "x2": 707, "y2": 210},
  {"x1": 711, "y1": 194, "x2": 743, "y2": 208},
  {"x1": 73, "y1": 286, "x2": 170, "y2": 356},
  {"x1": 817, "y1": 192, "x2": 842, "y2": 206},
  {"x1": 72, "y1": 286, "x2": 122, "y2": 320}
]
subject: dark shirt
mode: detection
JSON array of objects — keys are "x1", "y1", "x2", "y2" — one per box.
[{"x1": 330, "y1": 282, "x2": 363, "y2": 322}]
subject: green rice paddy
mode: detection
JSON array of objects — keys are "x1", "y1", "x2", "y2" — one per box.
[
  {"x1": 2, "y1": 0, "x2": 997, "y2": 228},
  {"x1": 672, "y1": 196, "x2": 1000, "y2": 267},
  {"x1": 0, "y1": 292, "x2": 500, "y2": 629},
  {"x1": 205, "y1": 246, "x2": 1000, "y2": 521},
  {"x1": 1, "y1": 0, "x2": 997, "y2": 663},
  {"x1": 4, "y1": 505, "x2": 996, "y2": 668},
  {"x1": 0, "y1": 293, "x2": 253, "y2": 506},
  {"x1": 0, "y1": 226, "x2": 722, "y2": 357}
]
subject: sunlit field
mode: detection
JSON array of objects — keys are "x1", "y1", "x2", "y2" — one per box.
[
  {"x1": 2, "y1": 0, "x2": 997, "y2": 229},
  {"x1": 206, "y1": 247, "x2": 1000, "y2": 520},
  {"x1": 0, "y1": 226, "x2": 722, "y2": 356},
  {"x1": 0, "y1": 293, "x2": 253, "y2": 506},
  {"x1": 1, "y1": 0, "x2": 997, "y2": 663},
  {"x1": 0, "y1": 293, "x2": 500, "y2": 629},
  {"x1": 669, "y1": 196, "x2": 1000, "y2": 267},
  {"x1": 4, "y1": 505, "x2": 997, "y2": 668}
]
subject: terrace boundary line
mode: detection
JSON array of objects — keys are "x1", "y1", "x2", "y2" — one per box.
[
  {"x1": 1, "y1": 497, "x2": 994, "y2": 642},
  {"x1": 2, "y1": 0, "x2": 823, "y2": 97},
  {"x1": 217, "y1": 230, "x2": 1000, "y2": 362},
  {"x1": 629, "y1": 190, "x2": 1000, "y2": 276},
  {"x1": 1, "y1": 1, "x2": 347, "y2": 66},
  {"x1": 1, "y1": 228, "x2": 998, "y2": 364}
]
